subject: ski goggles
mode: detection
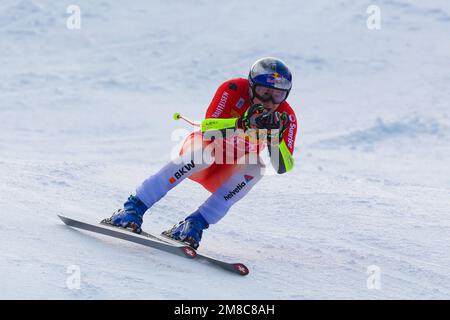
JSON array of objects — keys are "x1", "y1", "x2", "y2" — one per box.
[{"x1": 253, "y1": 85, "x2": 289, "y2": 104}]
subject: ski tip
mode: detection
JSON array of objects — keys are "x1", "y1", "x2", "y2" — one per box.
[
  {"x1": 233, "y1": 263, "x2": 250, "y2": 276},
  {"x1": 57, "y1": 215, "x2": 73, "y2": 225}
]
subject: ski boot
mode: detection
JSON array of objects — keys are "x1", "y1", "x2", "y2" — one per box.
[
  {"x1": 162, "y1": 210, "x2": 209, "y2": 249},
  {"x1": 102, "y1": 195, "x2": 148, "y2": 233}
]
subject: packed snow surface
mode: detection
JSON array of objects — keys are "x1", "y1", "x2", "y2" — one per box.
[{"x1": 1, "y1": 0, "x2": 449, "y2": 299}]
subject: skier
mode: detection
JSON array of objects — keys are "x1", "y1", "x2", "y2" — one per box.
[{"x1": 103, "y1": 57, "x2": 298, "y2": 249}]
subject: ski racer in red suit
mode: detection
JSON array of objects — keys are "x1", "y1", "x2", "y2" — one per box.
[{"x1": 104, "y1": 57, "x2": 298, "y2": 249}]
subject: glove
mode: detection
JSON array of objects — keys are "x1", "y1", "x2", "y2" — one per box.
[
  {"x1": 266, "y1": 112, "x2": 290, "y2": 142},
  {"x1": 236, "y1": 104, "x2": 290, "y2": 142},
  {"x1": 255, "y1": 111, "x2": 282, "y2": 130},
  {"x1": 279, "y1": 112, "x2": 290, "y2": 137},
  {"x1": 236, "y1": 104, "x2": 266, "y2": 131}
]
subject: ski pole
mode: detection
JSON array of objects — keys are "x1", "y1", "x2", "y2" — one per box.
[{"x1": 173, "y1": 112, "x2": 201, "y2": 127}]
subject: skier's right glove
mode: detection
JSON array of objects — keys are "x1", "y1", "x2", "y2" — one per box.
[{"x1": 236, "y1": 104, "x2": 266, "y2": 131}]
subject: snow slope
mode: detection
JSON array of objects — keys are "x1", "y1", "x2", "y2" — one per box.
[{"x1": 1, "y1": 0, "x2": 449, "y2": 299}]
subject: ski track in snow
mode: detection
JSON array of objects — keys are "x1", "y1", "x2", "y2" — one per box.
[{"x1": 1, "y1": 0, "x2": 450, "y2": 299}]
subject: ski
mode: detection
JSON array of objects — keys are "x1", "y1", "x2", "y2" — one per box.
[
  {"x1": 100, "y1": 220, "x2": 249, "y2": 276},
  {"x1": 58, "y1": 215, "x2": 197, "y2": 258},
  {"x1": 142, "y1": 229, "x2": 249, "y2": 276},
  {"x1": 59, "y1": 215, "x2": 249, "y2": 276}
]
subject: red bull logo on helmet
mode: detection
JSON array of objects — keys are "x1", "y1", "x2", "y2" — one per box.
[{"x1": 267, "y1": 72, "x2": 283, "y2": 85}]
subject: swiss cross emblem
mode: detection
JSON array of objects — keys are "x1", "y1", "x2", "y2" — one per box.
[
  {"x1": 183, "y1": 247, "x2": 197, "y2": 258},
  {"x1": 235, "y1": 264, "x2": 249, "y2": 275}
]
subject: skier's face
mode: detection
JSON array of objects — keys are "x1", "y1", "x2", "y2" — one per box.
[{"x1": 252, "y1": 97, "x2": 280, "y2": 113}]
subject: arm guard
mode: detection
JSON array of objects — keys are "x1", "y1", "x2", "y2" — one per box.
[{"x1": 201, "y1": 118, "x2": 238, "y2": 132}]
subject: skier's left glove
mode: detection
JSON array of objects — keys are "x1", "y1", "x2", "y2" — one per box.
[
  {"x1": 256, "y1": 111, "x2": 282, "y2": 130},
  {"x1": 263, "y1": 112, "x2": 290, "y2": 142}
]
